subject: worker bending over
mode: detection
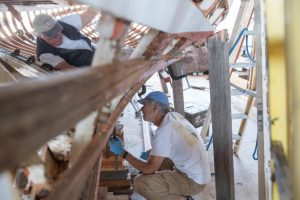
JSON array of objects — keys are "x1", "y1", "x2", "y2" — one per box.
[
  {"x1": 32, "y1": 7, "x2": 98, "y2": 70},
  {"x1": 109, "y1": 91, "x2": 211, "y2": 200}
]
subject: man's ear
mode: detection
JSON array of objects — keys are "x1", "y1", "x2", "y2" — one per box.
[{"x1": 153, "y1": 102, "x2": 158, "y2": 111}]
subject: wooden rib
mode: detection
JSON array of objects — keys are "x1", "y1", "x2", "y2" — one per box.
[
  {"x1": 81, "y1": 156, "x2": 102, "y2": 200},
  {"x1": 5, "y1": 3, "x2": 36, "y2": 45},
  {"x1": 47, "y1": 81, "x2": 146, "y2": 200},
  {"x1": 0, "y1": 12, "x2": 35, "y2": 55},
  {"x1": 0, "y1": 57, "x2": 179, "y2": 171},
  {"x1": 0, "y1": 36, "x2": 33, "y2": 57},
  {"x1": 0, "y1": 25, "x2": 35, "y2": 55},
  {"x1": 11, "y1": 13, "x2": 35, "y2": 45},
  {"x1": 45, "y1": 28, "x2": 174, "y2": 198},
  {"x1": 0, "y1": 58, "x2": 28, "y2": 80}
]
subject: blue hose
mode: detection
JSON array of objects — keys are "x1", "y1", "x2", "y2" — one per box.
[
  {"x1": 252, "y1": 137, "x2": 258, "y2": 160},
  {"x1": 245, "y1": 34, "x2": 256, "y2": 62},
  {"x1": 229, "y1": 27, "x2": 256, "y2": 63},
  {"x1": 229, "y1": 28, "x2": 248, "y2": 55}
]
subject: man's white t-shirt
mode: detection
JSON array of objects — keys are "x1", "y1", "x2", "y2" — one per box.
[
  {"x1": 39, "y1": 14, "x2": 93, "y2": 67},
  {"x1": 150, "y1": 112, "x2": 211, "y2": 185}
]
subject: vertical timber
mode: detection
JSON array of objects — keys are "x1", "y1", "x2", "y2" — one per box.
[
  {"x1": 255, "y1": 0, "x2": 271, "y2": 199},
  {"x1": 171, "y1": 63, "x2": 185, "y2": 116},
  {"x1": 208, "y1": 31, "x2": 235, "y2": 200}
]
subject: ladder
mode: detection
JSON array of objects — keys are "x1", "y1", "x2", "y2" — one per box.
[{"x1": 202, "y1": 0, "x2": 257, "y2": 157}]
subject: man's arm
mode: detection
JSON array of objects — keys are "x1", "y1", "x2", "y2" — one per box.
[
  {"x1": 55, "y1": 61, "x2": 76, "y2": 71},
  {"x1": 109, "y1": 137, "x2": 164, "y2": 174},
  {"x1": 39, "y1": 53, "x2": 76, "y2": 71},
  {"x1": 124, "y1": 152, "x2": 165, "y2": 174},
  {"x1": 80, "y1": 7, "x2": 98, "y2": 27}
]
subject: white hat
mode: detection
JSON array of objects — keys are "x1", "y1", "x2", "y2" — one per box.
[{"x1": 32, "y1": 14, "x2": 63, "y2": 38}]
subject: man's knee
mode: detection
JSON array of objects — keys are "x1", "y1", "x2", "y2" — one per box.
[{"x1": 133, "y1": 174, "x2": 147, "y2": 194}]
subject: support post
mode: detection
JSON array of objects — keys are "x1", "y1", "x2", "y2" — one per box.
[
  {"x1": 208, "y1": 31, "x2": 235, "y2": 200},
  {"x1": 171, "y1": 63, "x2": 185, "y2": 116},
  {"x1": 255, "y1": 0, "x2": 271, "y2": 199}
]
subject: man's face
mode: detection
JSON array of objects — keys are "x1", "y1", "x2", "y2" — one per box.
[
  {"x1": 140, "y1": 100, "x2": 156, "y2": 122},
  {"x1": 40, "y1": 31, "x2": 63, "y2": 46}
]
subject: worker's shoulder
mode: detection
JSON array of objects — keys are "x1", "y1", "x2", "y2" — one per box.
[
  {"x1": 167, "y1": 112, "x2": 191, "y2": 125},
  {"x1": 58, "y1": 14, "x2": 81, "y2": 27}
]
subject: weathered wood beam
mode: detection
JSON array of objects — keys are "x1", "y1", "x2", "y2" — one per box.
[
  {"x1": 0, "y1": 57, "x2": 179, "y2": 171},
  {"x1": 98, "y1": 187, "x2": 108, "y2": 200},
  {"x1": 81, "y1": 156, "x2": 102, "y2": 200},
  {"x1": 254, "y1": 0, "x2": 271, "y2": 198},
  {"x1": 208, "y1": 31, "x2": 235, "y2": 200},
  {"x1": 171, "y1": 63, "x2": 185, "y2": 116},
  {"x1": 47, "y1": 81, "x2": 146, "y2": 200}
]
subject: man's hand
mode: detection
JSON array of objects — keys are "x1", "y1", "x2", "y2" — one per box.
[
  {"x1": 55, "y1": 61, "x2": 76, "y2": 71},
  {"x1": 109, "y1": 136, "x2": 124, "y2": 156}
]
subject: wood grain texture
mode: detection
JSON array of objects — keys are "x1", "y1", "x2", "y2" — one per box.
[
  {"x1": 208, "y1": 31, "x2": 235, "y2": 200},
  {"x1": 81, "y1": 157, "x2": 102, "y2": 200},
  {"x1": 98, "y1": 187, "x2": 108, "y2": 200},
  {"x1": 0, "y1": 57, "x2": 178, "y2": 171},
  {"x1": 46, "y1": 82, "x2": 146, "y2": 200}
]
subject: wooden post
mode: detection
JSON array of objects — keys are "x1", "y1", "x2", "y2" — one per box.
[
  {"x1": 208, "y1": 31, "x2": 235, "y2": 200},
  {"x1": 171, "y1": 63, "x2": 185, "y2": 116},
  {"x1": 255, "y1": 0, "x2": 271, "y2": 199}
]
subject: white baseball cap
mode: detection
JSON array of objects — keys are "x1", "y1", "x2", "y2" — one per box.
[{"x1": 33, "y1": 14, "x2": 63, "y2": 38}]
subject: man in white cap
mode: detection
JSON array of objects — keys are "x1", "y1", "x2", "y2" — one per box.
[
  {"x1": 32, "y1": 7, "x2": 98, "y2": 70},
  {"x1": 109, "y1": 91, "x2": 211, "y2": 200}
]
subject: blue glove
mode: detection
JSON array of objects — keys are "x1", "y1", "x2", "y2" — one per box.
[
  {"x1": 109, "y1": 136, "x2": 124, "y2": 156},
  {"x1": 140, "y1": 150, "x2": 150, "y2": 161}
]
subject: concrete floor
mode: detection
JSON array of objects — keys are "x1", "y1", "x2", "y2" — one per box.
[{"x1": 116, "y1": 73, "x2": 259, "y2": 200}]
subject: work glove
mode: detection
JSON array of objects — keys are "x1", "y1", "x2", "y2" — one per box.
[
  {"x1": 140, "y1": 150, "x2": 150, "y2": 161},
  {"x1": 109, "y1": 136, "x2": 124, "y2": 156}
]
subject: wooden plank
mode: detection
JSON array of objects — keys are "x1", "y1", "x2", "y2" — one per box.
[
  {"x1": 254, "y1": 0, "x2": 271, "y2": 199},
  {"x1": 47, "y1": 82, "x2": 145, "y2": 200},
  {"x1": 0, "y1": 61, "x2": 18, "y2": 84},
  {"x1": 171, "y1": 63, "x2": 185, "y2": 116},
  {"x1": 172, "y1": 78, "x2": 184, "y2": 115},
  {"x1": 0, "y1": 57, "x2": 179, "y2": 171},
  {"x1": 82, "y1": 156, "x2": 102, "y2": 200},
  {"x1": 98, "y1": 187, "x2": 108, "y2": 200},
  {"x1": 208, "y1": 31, "x2": 235, "y2": 200},
  {"x1": 99, "y1": 180, "x2": 130, "y2": 188}
]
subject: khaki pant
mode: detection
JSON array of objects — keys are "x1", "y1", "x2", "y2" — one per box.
[{"x1": 134, "y1": 170, "x2": 205, "y2": 200}]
